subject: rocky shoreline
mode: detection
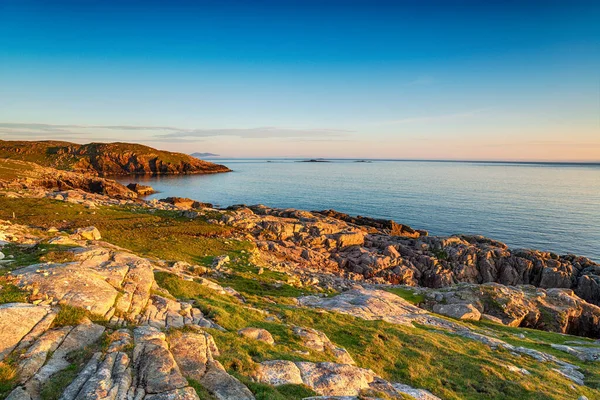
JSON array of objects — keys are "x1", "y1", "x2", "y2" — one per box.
[{"x1": 1, "y1": 162, "x2": 600, "y2": 399}]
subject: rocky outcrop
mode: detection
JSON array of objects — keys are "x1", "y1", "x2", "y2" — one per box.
[
  {"x1": 0, "y1": 303, "x2": 51, "y2": 360},
  {"x1": 418, "y1": 282, "x2": 600, "y2": 337},
  {"x1": 220, "y1": 205, "x2": 600, "y2": 312},
  {"x1": 316, "y1": 209, "x2": 427, "y2": 238},
  {"x1": 299, "y1": 287, "x2": 466, "y2": 335},
  {"x1": 159, "y1": 197, "x2": 213, "y2": 210},
  {"x1": 0, "y1": 159, "x2": 137, "y2": 199},
  {"x1": 255, "y1": 360, "x2": 440, "y2": 399},
  {"x1": 0, "y1": 140, "x2": 231, "y2": 176},
  {"x1": 11, "y1": 245, "x2": 154, "y2": 319},
  {"x1": 303, "y1": 286, "x2": 589, "y2": 387},
  {"x1": 127, "y1": 183, "x2": 155, "y2": 196},
  {"x1": 432, "y1": 303, "x2": 481, "y2": 321},
  {"x1": 168, "y1": 328, "x2": 255, "y2": 400}
]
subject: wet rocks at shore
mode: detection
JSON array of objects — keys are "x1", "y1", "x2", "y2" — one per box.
[{"x1": 127, "y1": 183, "x2": 155, "y2": 196}]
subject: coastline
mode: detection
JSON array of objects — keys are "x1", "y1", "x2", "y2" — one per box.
[{"x1": 2, "y1": 171, "x2": 600, "y2": 399}]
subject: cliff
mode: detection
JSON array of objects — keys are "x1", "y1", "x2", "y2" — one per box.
[
  {"x1": 0, "y1": 140, "x2": 231, "y2": 176},
  {"x1": 0, "y1": 159, "x2": 137, "y2": 199}
]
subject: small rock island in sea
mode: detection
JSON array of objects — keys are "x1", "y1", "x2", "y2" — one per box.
[{"x1": 0, "y1": 140, "x2": 598, "y2": 400}]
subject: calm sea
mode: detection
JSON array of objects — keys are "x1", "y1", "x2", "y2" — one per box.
[{"x1": 120, "y1": 160, "x2": 600, "y2": 261}]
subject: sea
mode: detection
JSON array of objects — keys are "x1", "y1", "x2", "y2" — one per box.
[{"x1": 119, "y1": 159, "x2": 600, "y2": 262}]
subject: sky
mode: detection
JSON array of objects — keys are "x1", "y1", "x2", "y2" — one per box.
[{"x1": 0, "y1": 0, "x2": 599, "y2": 161}]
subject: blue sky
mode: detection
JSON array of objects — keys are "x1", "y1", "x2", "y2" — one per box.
[{"x1": 0, "y1": 0, "x2": 599, "y2": 160}]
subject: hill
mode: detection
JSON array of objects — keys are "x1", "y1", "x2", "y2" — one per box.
[{"x1": 0, "y1": 140, "x2": 231, "y2": 176}]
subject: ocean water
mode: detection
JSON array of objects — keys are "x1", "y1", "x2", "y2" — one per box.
[{"x1": 121, "y1": 160, "x2": 600, "y2": 261}]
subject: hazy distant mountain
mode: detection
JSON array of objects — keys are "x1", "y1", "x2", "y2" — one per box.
[{"x1": 191, "y1": 152, "x2": 220, "y2": 158}]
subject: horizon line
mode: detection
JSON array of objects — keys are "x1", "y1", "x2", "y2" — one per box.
[{"x1": 200, "y1": 157, "x2": 600, "y2": 166}]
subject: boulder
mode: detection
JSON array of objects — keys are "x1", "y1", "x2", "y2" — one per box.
[
  {"x1": 127, "y1": 183, "x2": 155, "y2": 196},
  {"x1": 237, "y1": 327, "x2": 275, "y2": 344},
  {"x1": 159, "y1": 197, "x2": 212, "y2": 209},
  {"x1": 432, "y1": 303, "x2": 482, "y2": 321},
  {"x1": 331, "y1": 232, "x2": 365, "y2": 248},
  {"x1": 74, "y1": 226, "x2": 102, "y2": 241},
  {"x1": 256, "y1": 361, "x2": 375, "y2": 396},
  {"x1": 255, "y1": 360, "x2": 304, "y2": 386}
]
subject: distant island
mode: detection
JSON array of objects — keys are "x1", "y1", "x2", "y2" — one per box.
[
  {"x1": 297, "y1": 159, "x2": 331, "y2": 163},
  {"x1": 191, "y1": 152, "x2": 220, "y2": 158}
]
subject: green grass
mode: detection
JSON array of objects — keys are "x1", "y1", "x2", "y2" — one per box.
[
  {"x1": 0, "y1": 159, "x2": 41, "y2": 181},
  {"x1": 155, "y1": 272, "x2": 600, "y2": 400},
  {"x1": 39, "y1": 364, "x2": 79, "y2": 400},
  {"x1": 187, "y1": 379, "x2": 219, "y2": 400},
  {"x1": 2, "y1": 195, "x2": 600, "y2": 400},
  {"x1": 385, "y1": 287, "x2": 426, "y2": 304},
  {"x1": 0, "y1": 282, "x2": 28, "y2": 304},
  {"x1": 0, "y1": 197, "x2": 246, "y2": 265},
  {"x1": 52, "y1": 305, "x2": 95, "y2": 327},
  {"x1": 0, "y1": 243, "x2": 76, "y2": 276},
  {"x1": 0, "y1": 362, "x2": 17, "y2": 399},
  {"x1": 238, "y1": 377, "x2": 317, "y2": 400}
]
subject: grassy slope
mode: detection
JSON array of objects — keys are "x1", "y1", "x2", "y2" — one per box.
[
  {"x1": 0, "y1": 140, "x2": 228, "y2": 174},
  {"x1": 0, "y1": 195, "x2": 599, "y2": 399}
]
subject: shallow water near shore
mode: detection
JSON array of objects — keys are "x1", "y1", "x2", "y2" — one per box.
[{"x1": 120, "y1": 160, "x2": 600, "y2": 261}]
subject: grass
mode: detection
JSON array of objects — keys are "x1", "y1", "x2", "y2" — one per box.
[
  {"x1": 2, "y1": 195, "x2": 600, "y2": 399},
  {"x1": 0, "y1": 197, "x2": 246, "y2": 265},
  {"x1": 0, "y1": 159, "x2": 40, "y2": 180},
  {"x1": 0, "y1": 362, "x2": 17, "y2": 399},
  {"x1": 0, "y1": 243, "x2": 76, "y2": 276},
  {"x1": 385, "y1": 287, "x2": 426, "y2": 305},
  {"x1": 40, "y1": 364, "x2": 79, "y2": 400},
  {"x1": 237, "y1": 377, "x2": 317, "y2": 400},
  {"x1": 0, "y1": 281, "x2": 28, "y2": 304},
  {"x1": 155, "y1": 271, "x2": 600, "y2": 400},
  {"x1": 187, "y1": 379, "x2": 219, "y2": 400},
  {"x1": 52, "y1": 305, "x2": 94, "y2": 327}
]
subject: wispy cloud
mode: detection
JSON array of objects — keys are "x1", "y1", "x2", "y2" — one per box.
[
  {"x1": 155, "y1": 127, "x2": 352, "y2": 139},
  {"x1": 0, "y1": 123, "x2": 353, "y2": 141}
]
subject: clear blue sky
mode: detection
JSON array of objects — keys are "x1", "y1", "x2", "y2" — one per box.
[{"x1": 0, "y1": 0, "x2": 599, "y2": 160}]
